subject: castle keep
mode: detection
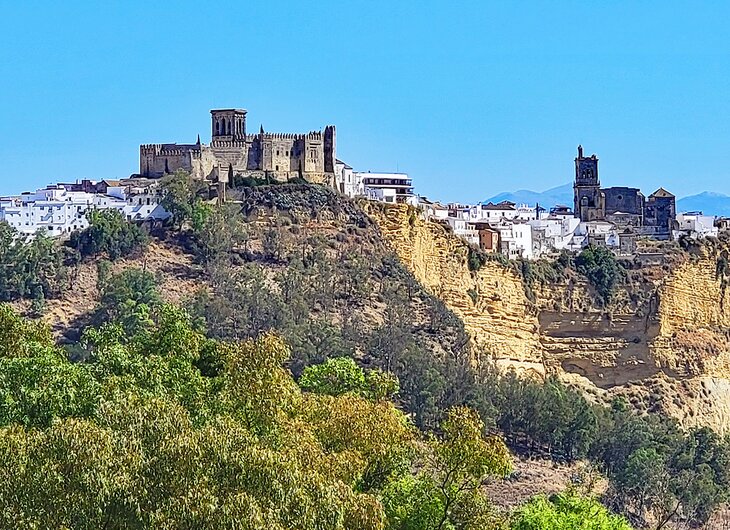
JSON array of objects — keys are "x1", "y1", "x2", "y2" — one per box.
[
  {"x1": 139, "y1": 109, "x2": 336, "y2": 184},
  {"x1": 573, "y1": 145, "x2": 676, "y2": 237}
]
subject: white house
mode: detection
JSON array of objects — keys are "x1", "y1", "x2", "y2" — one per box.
[
  {"x1": 334, "y1": 160, "x2": 364, "y2": 198},
  {"x1": 442, "y1": 216, "x2": 480, "y2": 246},
  {"x1": 0, "y1": 180, "x2": 169, "y2": 238},
  {"x1": 580, "y1": 220, "x2": 620, "y2": 248},
  {"x1": 528, "y1": 216, "x2": 581, "y2": 257},
  {"x1": 674, "y1": 212, "x2": 718, "y2": 240},
  {"x1": 467, "y1": 201, "x2": 519, "y2": 223},
  {"x1": 496, "y1": 221, "x2": 533, "y2": 259}
]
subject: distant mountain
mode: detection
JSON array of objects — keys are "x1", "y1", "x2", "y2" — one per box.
[
  {"x1": 676, "y1": 192, "x2": 730, "y2": 217},
  {"x1": 485, "y1": 183, "x2": 573, "y2": 208},
  {"x1": 487, "y1": 185, "x2": 730, "y2": 218}
]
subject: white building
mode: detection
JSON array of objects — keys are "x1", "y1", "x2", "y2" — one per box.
[
  {"x1": 674, "y1": 212, "x2": 718, "y2": 240},
  {"x1": 418, "y1": 197, "x2": 450, "y2": 220},
  {"x1": 356, "y1": 172, "x2": 417, "y2": 206},
  {"x1": 528, "y1": 215, "x2": 581, "y2": 257},
  {"x1": 0, "y1": 180, "x2": 169, "y2": 238},
  {"x1": 580, "y1": 220, "x2": 620, "y2": 248},
  {"x1": 334, "y1": 160, "x2": 364, "y2": 198},
  {"x1": 496, "y1": 221, "x2": 533, "y2": 259},
  {"x1": 467, "y1": 201, "x2": 520, "y2": 223},
  {"x1": 442, "y1": 217, "x2": 480, "y2": 245}
]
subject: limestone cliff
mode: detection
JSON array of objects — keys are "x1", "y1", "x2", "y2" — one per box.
[
  {"x1": 363, "y1": 203, "x2": 544, "y2": 375},
  {"x1": 367, "y1": 203, "x2": 730, "y2": 432}
]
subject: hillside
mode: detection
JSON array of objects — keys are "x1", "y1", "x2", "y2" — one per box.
[
  {"x1": 5, "y1": 181, "x2": 730, "y2": 528},
  {"x1": 367, "y1": 202, "x2": 730, "y2": 433},
  {"x1": 17, "y1": 181, "x2": 730, "y2": 432}
]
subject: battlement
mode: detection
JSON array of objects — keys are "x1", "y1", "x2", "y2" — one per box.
[
  {"x1": 262, "y1": 132, "x2": 307, "y2": 140},
  {"x1": 140, "y1": 143, "x2": 200, "y2": 157},
  {"x1": 210, "y1": 140, "x2": 249, "y2": 148}
]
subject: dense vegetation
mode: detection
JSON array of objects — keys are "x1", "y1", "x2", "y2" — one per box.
[
  {"x1": 0, "y1": 303, "x2": 504, "y2": 528},
  {"x1": 158, "y1": 178, "x2": 730, "y2": 529},
  {"x1": 0, "y1": 222, "x2": 65, "y2": 308}
]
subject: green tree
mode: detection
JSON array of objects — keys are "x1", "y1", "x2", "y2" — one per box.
[
  {"x1": 574, "y1": 245, "x2": 624, "y2": 304},
  {"x1": 96, "y1": 265, "x2": 160, "y2": 336},
  {"x1": 160, "y1": 169, "x2": 209, "y2": 229},
  {"x1": 429, "y1": 407, "x2": 511, "y2": 530},
  {"x1": 511, "y1": 492, "x2": 633, "y2": 530},
  {"x1": 69, "y1": 209, "x2": 148, "y2": 260},
  {"x1": 299, "y1": 357, "x2": 399, "y2": 401},
  {"x1": 192, "y1": 203, "x2": 248, "y2": 264}
]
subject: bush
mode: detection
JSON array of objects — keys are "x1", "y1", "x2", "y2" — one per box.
[
  {"x1": 69, "y1": 209, "x2": 148, "y2": 260},
  {"x1": 467, "y1": 246, "x2": 487, "y2": 271},
  {"x1": 574, "y1": 245, "x2": 624, "y2": 304},
  {"x1": 299, "y1": 357, "x2": 399, "y2": 401},
  {"x1": 511, "y1": 492, "x2": 633, "y2": 530}
]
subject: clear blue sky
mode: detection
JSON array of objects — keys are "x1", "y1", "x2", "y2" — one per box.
[{"x1": 1, "y1": 1, "x2": 729, "y2": 202}]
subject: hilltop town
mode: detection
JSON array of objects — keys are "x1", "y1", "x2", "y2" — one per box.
[
  {"x1": 4, "y1": 107, "x2": 730, "y2": 529},
  {"x1": 1, "y1": 108, "x2": 725, "y2": 260}
]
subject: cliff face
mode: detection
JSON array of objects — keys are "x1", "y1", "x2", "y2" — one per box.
[
  {"x1": 367, "y1": 204, "x2": 730, "y2": 432},
  {"x1": 365, "y1": 204, "x2": 544, "y2": 375}
]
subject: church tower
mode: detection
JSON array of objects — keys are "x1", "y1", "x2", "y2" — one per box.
[
  {"x1": 573, "y1": 145, "x2": 604, "y2": 221},
  {"x1": 211, "y1": 109, "x2": 247, "y2": 145}
]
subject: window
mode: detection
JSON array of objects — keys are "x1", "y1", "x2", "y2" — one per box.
[{"x1": 276, "y1": 165, "x2": 279, "y2": 171}]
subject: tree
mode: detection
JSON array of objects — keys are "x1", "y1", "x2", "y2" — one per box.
[
  {"x1": 160, "y1": 170, "x2": 209, "y2": 229},
  {"x1": 69, "y1": 209, "x2": 148, "y2": 260},
  {"x1": 0, "y1": 303, "x2": 53, "y2": 358},
  {"x1": 0, "y1": 224, "x2": 66, "y2": 304},
  {"x1": 429, "y1": 407, "x2": 511, "y2": 530},
  {"x1": 192, "y1": 203, "x2": 248, "y2": 264},
  {"x1": 574, "y1": 245, "x2": 624, "y2": 304},
  {"x1": 511, "y1": 491, "x2": 633, "y2": 530},
  {"x1": 299, "y1": 357, "x2": 399, "y2": 401},
  {"x1": 96, "y1": 265, "x2": 160, "y2": 336}
]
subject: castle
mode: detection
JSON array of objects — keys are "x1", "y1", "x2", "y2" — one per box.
[
  {"x1": 139, "y1": 109, "x2": 336, "y2": 185},
  {"x1": 573, "y1": 145, "x2": 676, "y2": 237}
]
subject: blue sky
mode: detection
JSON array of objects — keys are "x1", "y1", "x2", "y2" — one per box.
[{"x1": 1, "y1": 1, "x2": 729, "y2": 202}]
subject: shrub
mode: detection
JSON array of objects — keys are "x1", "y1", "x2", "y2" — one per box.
[
  {"x1": 574, "y1": 245, "x2": 624, "y2": 304},
  {"x1": 69, "y1": 209, "x2": 148, "y2": 260}
]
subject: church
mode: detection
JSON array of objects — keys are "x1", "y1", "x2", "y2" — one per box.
[{"x1": 573, "y1": 146, "x2": 676, "y2": 237}]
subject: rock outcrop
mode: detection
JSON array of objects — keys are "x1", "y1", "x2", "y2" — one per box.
[{"x1": 367, "y1": 203, "x2": 730, "y2": 432}]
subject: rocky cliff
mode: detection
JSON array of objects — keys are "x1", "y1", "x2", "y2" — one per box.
[{"x1": 366, "y1": 203, "x2": 730, "y2": 432}]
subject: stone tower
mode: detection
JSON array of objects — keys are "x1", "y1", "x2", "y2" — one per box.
[
  {"x1": 211, "y1": 109, "x2": 247, "y2": 144},
  {"x1": 573, "y1": 145, "x2": 604, "y2": 221}
]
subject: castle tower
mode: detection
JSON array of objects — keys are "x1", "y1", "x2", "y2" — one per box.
[
  {"x1": 573, "y1": 145, "x2": 604, "y2": 221},
  {"x1": 211, "y1": 109, "x2": 247, "y2": 144}
]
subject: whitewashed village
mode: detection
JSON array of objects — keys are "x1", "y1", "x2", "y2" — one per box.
[{"x1": 1, "y1": 109, "x2": 724, "y2": 259}]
